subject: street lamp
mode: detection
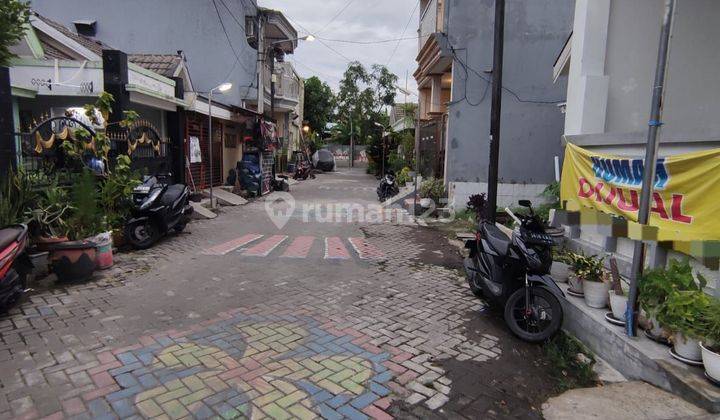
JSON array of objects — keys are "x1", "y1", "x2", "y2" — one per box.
[{"x1": 208, "y1": 82, "x2": 232, "y2": 208}]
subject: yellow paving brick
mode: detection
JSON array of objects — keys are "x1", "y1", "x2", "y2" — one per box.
[
  {"x1": 267, "y1": 367, "x2": 291, "y2": 378},
  {"x1": 286, "y1": 368, "x2": 312, "y2": 381},
  {"x1": 280, "y1": 359, "x2": 304, "y2": 371},
  {"x1": 340, "y1": 378, "x2": 364, "y2": 395},
  {"x1": 158, "y1": 353, "x2": 181, "y2": 367},
  {"x1": 135, "y1": 385, "x2": 169, "y2": 402},
  {"x1": 308, "y1": 369, "x2": 333, "y2": 383},
  {"x1": 137, "y1": 398, "x2": 164, "y2": 417},
  {"x1": 261, "y1": 402, "x2": 292, "y2": 420},
  {"x1": 252, "y1": 377, "x2": 276, "y2": 395},
  {"x1": 317, "y1": 379, "x2": 345, "y2": 395},
  {"x1": 299, "y1": 359, "x2": 324, "y2": 372},
  {"x1": 160, "y1": 400, "x2": 189, "y2": 419},
  {"x1": 319, "y1": 359, "x2": 344, "y2": 372},
  {"x1": 205, "y1": 376, "x2": 229, "y2": 392},
  {"x1": 165, "y1": 379, "x2": 185, "y2": 391},
  {"x1": 155, "y1": 386, "x2": 192, "y2": 404},
  {"x1": 288, "y1": 403, "x2": 317, "y2": 420},
  {"x1": 178, "y1": 388, "x2": 213, "y2": 406},
  {"x1": 350, "y1": 370, "x2": 372, "y2": 384},
  {"x1": 267, "y1": 378, "x2": 295, "y2": 394},
  {"x1": 181, "y1": 376, "x2": 205, "y2": 392},
  {"x1": 327, "y1": 369, "x2": 354, "y2": 383},
  {"x1": 276, "y1": 390, "x2": 306, "y2": 408},
  {"x1": 254, "y1": 390, "x2": 284, "y2": 407},
  {"x1": 198, "y1": 355, "x2": 222, "y2": 368}
]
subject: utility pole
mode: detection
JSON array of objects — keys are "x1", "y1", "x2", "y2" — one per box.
[
  {"x1": 270, "y1": 48, "x2": 276, "y2": 117},
  {"x1": 486, "y1": 0, "x2": 505, "y2": 222},
  {"x1": 626, "y1": 0, "x2": 676, "y2": 337},
  {"x1": 350, "y1": 117, "x2": 354, "y2": 168},
  {"x1": 256, "y1": 16, "x2": 265, "y2": 116}
]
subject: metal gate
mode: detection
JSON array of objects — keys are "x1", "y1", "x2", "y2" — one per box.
[
  {"x1": 419, "y1": 121, "x2": 439, "y2": 178},
  {"x1": 185, "y1": 112, "x2": 223, "y2": 190}
]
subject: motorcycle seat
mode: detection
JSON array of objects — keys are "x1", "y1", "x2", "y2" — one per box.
[
  {"x1": 161, "y1": 184, "x2": 186, "y2": 205},
  {"x1": 481, "y1": 223, "x2": 511, "y2": 256},
  {"x1": 0, "y1": 226, "x2": 24, "y2": 250}
]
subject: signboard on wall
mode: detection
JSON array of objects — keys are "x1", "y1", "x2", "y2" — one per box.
[
  {"x1": 189, "y1": 136, "x2": 202, "y2": 163},
  {"x1": 560, "y1": 143, "x2": 720, "y2": 241}
]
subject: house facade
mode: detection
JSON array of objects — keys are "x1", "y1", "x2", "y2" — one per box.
[
  {"x1": 414, "y1": 0, "x2": 574, "y2": 208},
  {"x1": 555, "y1": 0, "x2": 720, "y2": 285},
  {"x1": 28, "y1": 1, "x2": 305, "y2": 186}
]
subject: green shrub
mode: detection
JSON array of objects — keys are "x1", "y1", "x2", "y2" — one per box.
[
  {"x1": 639, "y1": 259, "x2": 706, "y2": 318},
  {"x1": 396, "y1": 167, "x2": 412, "y2": 185},
  {"x1": 420, "y1": 177, "x2": 445, "y2": 205}
]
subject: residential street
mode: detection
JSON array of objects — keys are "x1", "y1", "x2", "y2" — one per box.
[{"x1": 0, "y1": 169, "x2": 560, "y2": 419}]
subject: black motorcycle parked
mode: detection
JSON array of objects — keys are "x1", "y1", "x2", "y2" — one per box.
[
  {"x1": 377, "y1": 171, "x2": 399, "y2": 202},
  {"x1": 125, "y1": 174, "x2": 194, "y2": 249},
  {"x1": 463, "y1": 200, "x2": 564, "y2": 342}
]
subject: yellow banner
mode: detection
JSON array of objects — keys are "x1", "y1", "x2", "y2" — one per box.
[{"x1": 560, "y1": 143, "x2": 720, "y2": 241}]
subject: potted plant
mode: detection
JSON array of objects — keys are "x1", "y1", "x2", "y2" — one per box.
[
  {"x1": 700, "y1": 302, "x2": 720, "y2": 383},
  {"x1": 658, "y1": 289, "x2": 711, "y2": 363},
  {"x1": 640, "y1": 259, "x2": 706, "y2": 340},
  {"x1": 608, "y1": 257, "x2": 627, "y2": 322},
  {"x1": 577, "y1": 254, "x2": 609, "y2": 308},
  {"x1": 49, "y1": 171, "x2": 103, "y2": 282},
  {"x1": 565, "y1": 252, "x2": 586, "y2": 294},
  {"x1": 419, "y1": 177, "x2": 445, "y2": 211}
]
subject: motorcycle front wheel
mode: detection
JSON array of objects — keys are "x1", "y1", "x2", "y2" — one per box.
[
  {"x1": 504, "y1": 286, "x2": 563, "y2": 343},
  {"x1": 126, "y1": 219, "x2": 160, "y2": 250}
]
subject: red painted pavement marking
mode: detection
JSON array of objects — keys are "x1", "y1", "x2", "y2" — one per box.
[
  {"x1": 242, "y1": 235, "x2": 288, "y2": 257},
  {"x1": 203, "y1": 234, "x2": 263, "y2": 255},
  {"x1": 348, "y1": 237, "x2": 385, "y2": 260},
  {"x1": 324, "y1": 237, "x2": 350, "y2": 260},
  {"x1": 281, "y1": 236, "x2": 315, "y2": 258}
]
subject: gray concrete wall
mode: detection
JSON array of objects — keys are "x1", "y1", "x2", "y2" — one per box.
[
  {"x1": 30, "y1": 0, "x2": 258, "y2": 108},
  {"x1": 444, "y1": 0, "x2": 573, "y2": 185}
]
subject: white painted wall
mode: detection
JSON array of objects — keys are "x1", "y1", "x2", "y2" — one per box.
[{"x1": 565, "y1": 0, "x2": 720, "y2": 145}]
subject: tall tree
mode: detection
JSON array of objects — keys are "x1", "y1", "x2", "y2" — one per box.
[
  {"x1": 334, "y1": 61, "x2": 398, "y2": 173},
  {"x1": 0, "y1": 0, "x2": 31, "y2": 67},
  {"x1": 303, "y1": 76, "x2": 335, "y2": 135}
]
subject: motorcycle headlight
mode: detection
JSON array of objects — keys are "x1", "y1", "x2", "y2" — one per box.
[{"x1": 140, "y1": 189, "x2": 162, "y2": 210}]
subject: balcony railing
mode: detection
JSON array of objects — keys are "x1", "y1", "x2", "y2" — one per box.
[
  {"x1": 263, "y1": 62, "x2": 300, "y2": 108},
  {"x1": 418, "y1": 0, "x2": 444, "y2": 51}
]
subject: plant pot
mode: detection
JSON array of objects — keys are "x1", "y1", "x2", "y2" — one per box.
[
  {"x1": 583, "y1": 280, "x2": 610, "y2": 308},
  {"x1": 28, "y1": 251, "x2": 50, "y2": 278},
  {"x1": 420, "y1": 198, "x2": 433, "y2": 208},
  {"x1": 700, "y1": 343, "x2": 720, "y2": 383},
  {"x1": 49, "y1": 240, "x2": 97, "y2": 282},
  {"x1": 674, "y1": 333, "x2": 702, "y2": 362},
  {"x1": 550, "y1": 262, "x2": 570, "y2": 283},
  {"x1": 34, "y1": 235, "x2": 69, "y2": 252},
  {"x1": 609, "y1": 290, "x2": 628, "y2": 321},
  {"x1": 568, "y1": 274, "x2": 583, "y2": 292},
  {"x1": 92, "y1": 232, "x2": 114, "y2": 270}
]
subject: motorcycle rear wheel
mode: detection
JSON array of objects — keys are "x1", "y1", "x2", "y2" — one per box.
[
  {"x1": 504, "y1": 286, "x2": 562, "y2": 343},
  {"x1": 126, "y1": 220, "x2": 160, "y2": 250}
]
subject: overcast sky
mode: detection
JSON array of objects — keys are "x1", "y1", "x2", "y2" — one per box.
[{"x1": 258, "y1": 0, "x2": 420, "y2": 99}]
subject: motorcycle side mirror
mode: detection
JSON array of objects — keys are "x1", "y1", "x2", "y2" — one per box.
[{"x1": 518, "y1": 200, "x2": 532, "y2": 208}]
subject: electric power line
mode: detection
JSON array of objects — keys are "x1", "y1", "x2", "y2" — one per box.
[
  {"x1": 317, "y1": 35, "x2": 420, "y2": 45},
  {"x1": 211, "y1": 0, "x2": 253, "y2": 82},
  {"x1": 386, "y1": 0, "x2": 420, "y2": 67},
  {"x1": 447, "y1": 37, "x2": 565, "y2": 105},
  {"x1": 317, "y1": 0, "x2": 356, "y2": 35}
]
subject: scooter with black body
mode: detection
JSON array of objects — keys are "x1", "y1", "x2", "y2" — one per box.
[
  {"x1": 125, "y1": 174, "x2": 194, "y2": 249},
  {"x1": 463, "y1": 200, "x2": 564, "y2": 342}
]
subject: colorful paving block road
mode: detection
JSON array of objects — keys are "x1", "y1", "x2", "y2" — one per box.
[{"x1": 0, "y1": 169, "x2": 561, "y2": 419}]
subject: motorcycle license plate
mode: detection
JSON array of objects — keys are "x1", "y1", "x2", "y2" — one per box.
[{"x1": 135, "y1": 186, "x2": 151, "y2": 193}]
